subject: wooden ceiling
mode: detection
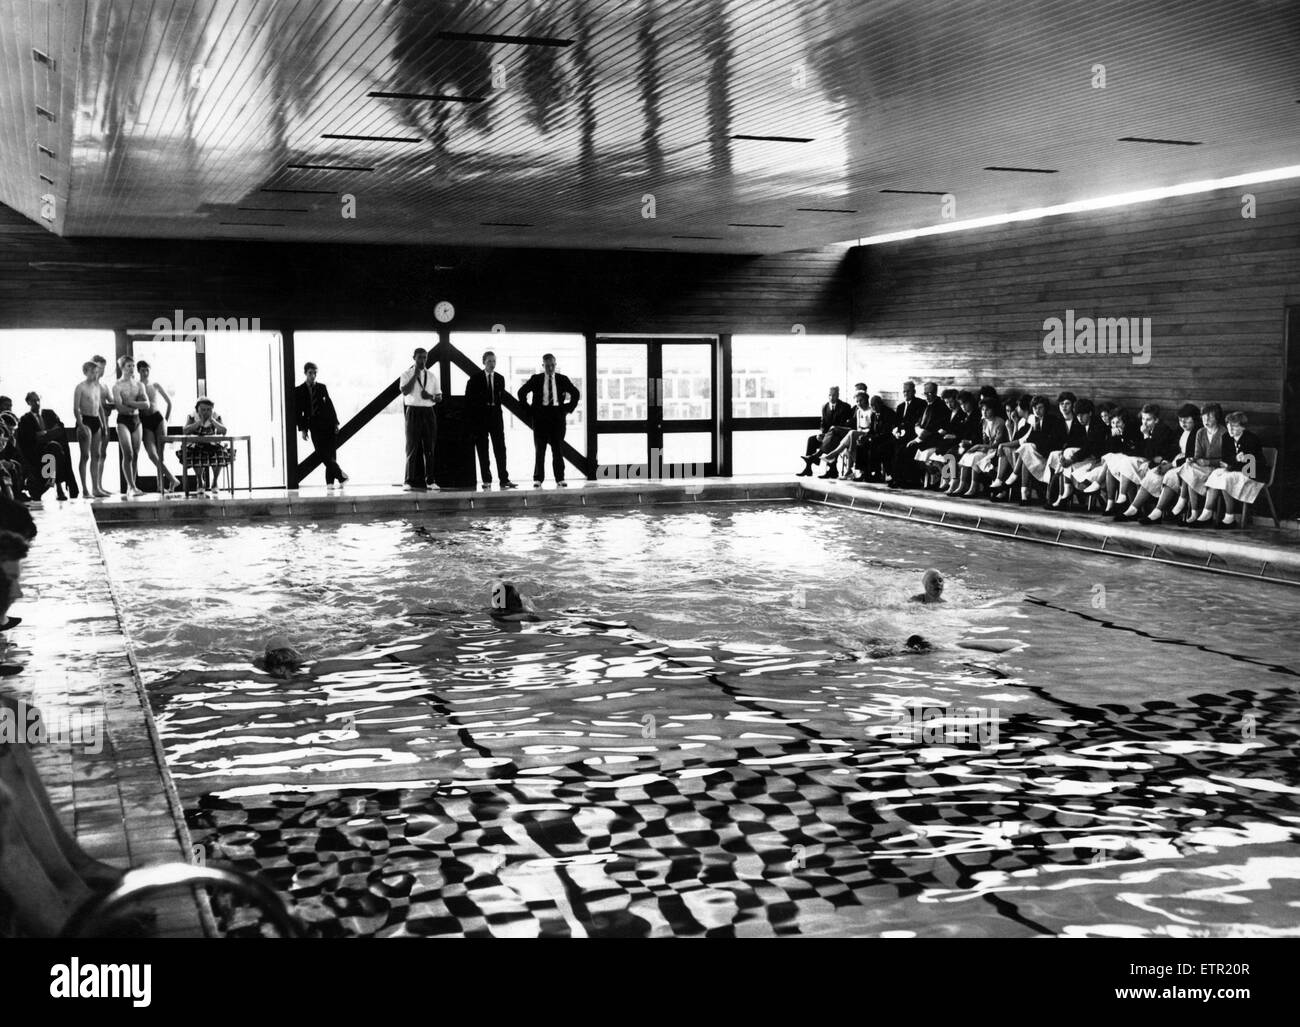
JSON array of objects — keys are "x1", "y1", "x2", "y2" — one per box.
[{"x1": 1, "y1": 0, "x2": 1297, "y2": 254}]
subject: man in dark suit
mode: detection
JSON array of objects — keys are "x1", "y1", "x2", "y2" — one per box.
[
  {"x1": 517, "y1": 353, "x2": 580, "y2": 487},
  {"x1": 798, "y1": 387, "x2": 854, "y2": 477},
  {"x1": 889, "y1": 381, "x2": 949, "y2": 488},
  {"x1": 16, "y1": 392, "x2": 77, "y2": 501},
  {"x1": 294, "y1": 363, "x2": 347, "y2": 487},
  {"x1": 465, "y1": 350, "x2": 516, "y2": 489},
  {"x1": 893, "y1": 380, "x2": 925, "y2": 438}
]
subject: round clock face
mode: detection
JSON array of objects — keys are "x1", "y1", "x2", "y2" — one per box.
[{"x1": 434, "y1": 301, "x2": 455, "y2": 323}]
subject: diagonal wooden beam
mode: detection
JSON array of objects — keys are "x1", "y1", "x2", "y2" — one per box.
[{"x1": 296, "y1": 379, "x2": 400, "y2": 480}]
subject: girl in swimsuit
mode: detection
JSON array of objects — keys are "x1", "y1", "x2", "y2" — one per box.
[
  {"x1": 135, "y1": 361, "x2": 178, "y2": 493},
  {"x1": 111, "y1": 356, "x2": 149, "y2": 497},
  {"x1": 72, "y1": 362, "x2": 110, "y2": 498}
]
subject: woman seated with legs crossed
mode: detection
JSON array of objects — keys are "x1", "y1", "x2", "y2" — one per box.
[
  {"x1": 1124, "y1": 403, "x2": 1201, "y2": 524},
  {"x1": 1112, "y1": 404, "x2": 1179, "y2": 522},
  {"x1": 950, "y1": 394, "x2": 1007, "y2": 497},
  {"x1": 1052, "y1": 398, "x2": 1106, "y2": 508},
  {"x1": 932, "y1": 390, "x2": 980, "y2": 492},
  {"x1": 1178, "y1": 403, "x2": 1226, "y2": 525},
  {"x1": 1196, "y1": 411, "x2": 1267, "y2": 529},
  {"x1": 987, "y1": 394, "x2": 1033, "y2": 500}
]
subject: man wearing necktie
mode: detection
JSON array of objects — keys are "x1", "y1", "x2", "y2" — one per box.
[
  {"x1": 464, "y1": 350, "x2": 515, "y2": 489},
  {"x1": 517, "y1": 353, "x2": 580, "y2": 487},
  {"x1": 294, "y1": 362, "x2": 347, "y2": 487},
  {"x1": 399, "y1": 347, "x2": 443, "y2": 491}
]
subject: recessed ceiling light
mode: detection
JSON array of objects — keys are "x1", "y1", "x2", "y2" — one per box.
[
  {"x1": 983, "y1": 166, "x2": 1058, "y2": 173},
  {"x1": 320, "y1": 133, "x2": 421, "y2": 143},
  {"x1": 731, "y1": 134, "x2": 813, "y2": 143},
  {"x1": 433, "y1": 30, "x2": 572, "y2": 46},
  {"x1": 368, "y1": 90, "x2": 485, "y2": 104},
  {"x1": 285, "y1": 163, "x2": 374, "y2": 172},
  {"x1": 1118, "y1": 137, "x2": 1201, "y2": 146}
]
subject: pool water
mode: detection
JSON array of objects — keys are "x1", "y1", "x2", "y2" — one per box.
[{"x1": 100, "y1": 503, "x2": 1300, "y2": 937}]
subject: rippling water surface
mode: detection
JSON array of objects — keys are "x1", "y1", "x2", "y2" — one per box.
[{"x1": 100, "y1": 504, "x2": 1300, "y2": 937}]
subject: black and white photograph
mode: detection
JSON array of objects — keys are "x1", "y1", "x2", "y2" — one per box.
[{"x1": 0, "y1": 0, "x2": 1296, "y2": 1008}]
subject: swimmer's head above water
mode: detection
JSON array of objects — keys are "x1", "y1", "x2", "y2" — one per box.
[
  {"x1": 910, "y1": 569, "x2": 945, "y2": 604},
  {"x1": 257, "y1": 635, "x2": 303, "y2": 678},
  {"x1": 490, "y1": 579, "x2": 539, "y2": 622}
]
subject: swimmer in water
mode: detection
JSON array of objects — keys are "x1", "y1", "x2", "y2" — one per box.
[
  {"x1": 252, "y1": 635, "x2": 304, "y2": 678},
  {"x1": 909, "y1": 569, "x2": 945, "y2": 604},
  {"x1": 490, "y1": 579, "x2": 541, "y2": 622}
]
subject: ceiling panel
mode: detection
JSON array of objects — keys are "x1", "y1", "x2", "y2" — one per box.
[{"x1": 0, "y1": 0, "x2": 1296, "y2": 253}]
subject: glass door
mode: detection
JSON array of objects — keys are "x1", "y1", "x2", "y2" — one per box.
[{"x1": 593, "y1": 337, "x2": 716, "y2": 479}]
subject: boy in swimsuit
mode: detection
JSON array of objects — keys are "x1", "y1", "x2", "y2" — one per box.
[
  {"x1": 73, "y1": 362, "x2": 109, "y2": 498},
  {"x1": 111, "y1": 356, "x2": 150, "y2": 498},
  {"x1": 91, "y1": 356, "x2": 113, "y2": 478},
  {"x1": 135, "y1": 361, "x2": 178, "y2": 494}
]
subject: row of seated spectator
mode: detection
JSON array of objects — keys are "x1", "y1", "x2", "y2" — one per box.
[{"x1": 799, "y1": 382, "x2": 1273, "y2": 529}]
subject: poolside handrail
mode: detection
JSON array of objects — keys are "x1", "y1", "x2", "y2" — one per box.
[{"x1": 61, "y1": 863, "x2": 304, "y2": 938}]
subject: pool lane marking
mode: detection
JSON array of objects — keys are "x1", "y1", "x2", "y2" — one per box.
[
  {"x1": 382, "y1": 652, "x2": 497, "y2": 759},
  {"x1": 1023, "y1": 595, "x2": 1300, "y2": 678}
]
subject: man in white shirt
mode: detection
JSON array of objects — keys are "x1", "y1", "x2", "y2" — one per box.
[
  {"x1": 516, "y1": 353, "x2": 581, "y2": 487},
  {"x1": 399, "y1": 347, "x2": 443, "y2": 491}
]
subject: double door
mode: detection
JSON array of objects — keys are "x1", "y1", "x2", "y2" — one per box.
[{"x1": 592, "y1": 337, "x2": 717, "y2": 479}]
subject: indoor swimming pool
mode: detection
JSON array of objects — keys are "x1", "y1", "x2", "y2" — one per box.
[{"x1": 99, "y1": 504, "x2": 1300, "y2": 938}]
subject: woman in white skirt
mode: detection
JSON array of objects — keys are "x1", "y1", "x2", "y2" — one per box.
[
  {"x1": 1096, "y1": 408, "x2": 1141, "y2": 512},
  {"x1": 1120, "y1": 403, "x2": 1200, "y2": 523},
  {"x1": 1195, "y1": 411, "x2": 1267, "y2": 528},
  {"x1": 1177, "y1": 403, "x2": 1226, "y2": 523},
  {"x1": 1011, "y1": 395, "x2": 1057, "y2": 505},
  {"x1": 1103, "y1": 404, "x2": 1174, "y2": 515},
  {"x1": 988, "y1": 394, "x2": 1032, "y2": 497},
  {"x1": 950, "y1": 395, "x2": 1008, "y2": 497},
  {"x1": 1071, "y1": 402, "x2": 1116, "y2": 498},
  {"x1": 1052, "y1": 398, "x2": 1106, "y2": 507}
]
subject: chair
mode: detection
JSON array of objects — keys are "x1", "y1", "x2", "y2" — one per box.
[
  {"x1": 1241, "y1": 446, "x2": 1281, "y2": 529},
  {"x1": 180, "y1": 437, "x2": 237, "y2": 496}
]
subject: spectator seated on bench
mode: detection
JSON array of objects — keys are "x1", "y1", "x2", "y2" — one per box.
[{"x1": 181, "y1": 397, "x2": 233, "y2": 495}]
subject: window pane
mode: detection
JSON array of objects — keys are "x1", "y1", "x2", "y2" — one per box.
[
  {"x1": 731, "y1": 429, "x2": 812, "y2": 475},
  {"x1": 295, "y1": 332, "x2": 438, "y2": 487},
  {"x1": 595, "y1": 432, "x2": 646, "y2": 477},
  {"x1": 731, "y1": 335, "x2": 847, "y2": 419},
  {"x1": 202, "y1": 332, "x2": 286, "y2": 488},
  {"x1": 595, "y1": 343, "x2": 647, "y2": 422},
  {"x1": 660, "y1": 431, "x2": 711, "y2": 470},
  {"x1": 661, "y1": 344, "x2": 711, "y2": 421}
]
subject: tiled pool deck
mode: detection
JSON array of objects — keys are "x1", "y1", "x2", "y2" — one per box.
[{"x1": 9, "y1": 474, "x2": 1297, "y2": 937}]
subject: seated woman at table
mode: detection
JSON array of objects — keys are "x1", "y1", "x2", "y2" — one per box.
[{"x1": 182, "y1": 397, "x2": 228, "y2": 495}]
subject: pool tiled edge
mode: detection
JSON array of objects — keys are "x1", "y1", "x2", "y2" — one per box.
[
  {"x1": 10, "y1": 501, "x2": 211, "y2": 937},
  {"x1": 800, "y1": 479, "x2": 1300, "y2": 586}
]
